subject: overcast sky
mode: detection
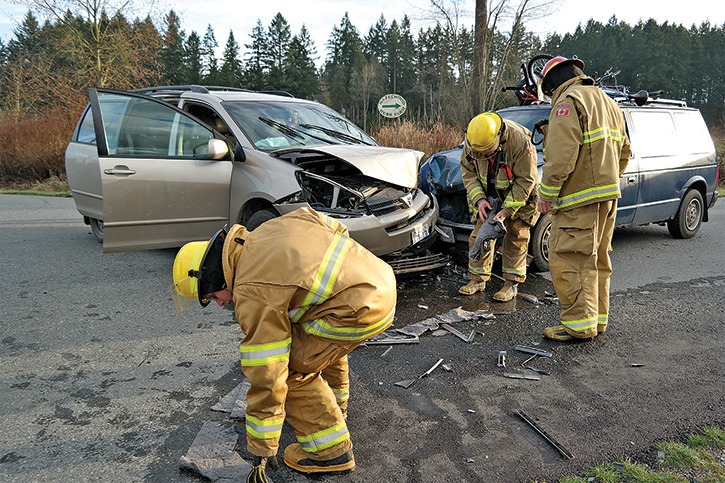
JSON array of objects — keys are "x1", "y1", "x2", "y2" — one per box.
[{"x1": 1, "y1": 0, "x2": 723, "y2": 63}]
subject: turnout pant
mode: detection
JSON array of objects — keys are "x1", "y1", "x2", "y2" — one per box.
[
  {"x1": 549, "y1": 200, "x2": 616, "y2": 337},
  {"x1": 467, "y1": 216, "x2": 533, "y2": 284}
]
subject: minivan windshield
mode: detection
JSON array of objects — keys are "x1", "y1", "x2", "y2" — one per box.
[{"x1": 224, "y1": 100, "x2": 377, "y2": 151}]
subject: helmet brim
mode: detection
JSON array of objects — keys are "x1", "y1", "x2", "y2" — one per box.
[{"x1": 197, "y1": 227, "x2": 227, "y2": 307}]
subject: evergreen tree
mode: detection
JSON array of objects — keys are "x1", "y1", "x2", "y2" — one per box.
[
  {"x1": 244, "y1": 19, "x2": 267, "y2": 90},
  {"x1": 184, "y1": 31, "x2": 204, "y2": 84},
  {"x1": 324, "y1": 13, "x2": 365, "y2": 115},
  {"x1": 285, "y1": 25, "x2": 319, "y2": 98},
  {"x1": 201, "y1": 25, "x2": 219, "y2": 84},
  {"x1": 363, "y1": 15, "x2": 387, "y2": 64},
  {"x1": 160, "y1": 10, "x2": 185, "y2": 84},
  {"x1": 265, "y1": 13, "x2": 291, "y2": 90},
  {"x1": 218, "y1": 30, "x2": 244, "y2": 87}
]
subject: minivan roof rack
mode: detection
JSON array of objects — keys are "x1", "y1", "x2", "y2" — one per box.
[{"x1": 130, "y1": 85, "x2": 295, "y2": 98}]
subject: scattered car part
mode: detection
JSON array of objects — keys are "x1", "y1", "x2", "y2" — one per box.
[
  {"x1": 503, "y1": 373, "x2": 540, "y2": 381},
  {"x1": 441, "y1": 323, "x2": 475, "y2": 343},
  {"x1": 520, "y1": 293, "x2": 544, "y2": 305},
  {"x1": 526, "y1": 367, "x2": 551, "y2": 376},
  {"x1": 395, "y1": 358, "x2": 444, "y2": 388},
  {"x1": 380, "y1": 346, "x2": 393, "y2": 357},
  {"x1": 514, "y1": 345, "x2": 552, "y2": 358},
  {"x1": 365, "y1": 333, "x2": 420, "y2": 345},
  {"x1": 497, "y1": 351, "x2": 507, "y2": 367},
  {"x1": 516, "y1": 410, "x2": 574, "y2": 460}
]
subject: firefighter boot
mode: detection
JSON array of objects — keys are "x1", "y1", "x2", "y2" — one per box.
[
  {"x1": 543, "y1": 324, "x2": 595, "y2": 342},
  {"x1": 284, "y1": 440, "x2": 355, "y2": 474},
  {"x1": 459, "y1": 280, "x2": 486, "y2": 296},
  {"x1": 493, "y1": 281, "x2": 518, "y2": 302}
]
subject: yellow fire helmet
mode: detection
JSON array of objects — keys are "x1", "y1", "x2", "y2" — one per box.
[
  {"x1": 172, "y1": 226, "x2": 227, "y2": 310},
  {"x1": 466, "y1": 112, "x2": 503, "y2": 154}
]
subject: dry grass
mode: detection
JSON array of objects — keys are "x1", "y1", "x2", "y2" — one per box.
[{"x1": 371, "y1": 121, "x2": 464, "y2": 161}]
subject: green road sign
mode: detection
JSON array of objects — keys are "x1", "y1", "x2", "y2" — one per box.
[{"x1": 378, "y1": 93, "x2": 407, "y2": 118}]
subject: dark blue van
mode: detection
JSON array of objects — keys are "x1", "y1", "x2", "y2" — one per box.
[{"x1": 420, "y1": 98, "x2": 720, "y2": 271}]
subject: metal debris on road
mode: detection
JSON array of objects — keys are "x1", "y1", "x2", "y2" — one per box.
[
  {"x1": 516, "y1": 410, "x2": 574, "y2": 460},
  {"x1": 526, "y1": 367, "x2": 551, "y2": 375},
  {"x1": 442, "y1": 363, "x2": 453, "y2": 371},
  {"x1": 503, "y1": 373, "x2": 541, "y2": 381},
  {"x1": 519, "y1": 293, "x2": 544, "y2": 305},
  {"x1": 395, "y1": 358, "x2": 444, "y2": 388},
  {"x1": 436, "y1": 306, "x2": 495, "y2": 324},
  {"x1": 497, "y1": 351, "x2": 507, "y2": 367},
  {"x1": 630, "y1": 363, "x2": 645, "y2": 367},
  {"x1": 380, "y1": 346, "x2": 393, "y2": 357},
  {"x1": 441, "y1": 323, "x2": 475, "y2": 343},
  {"x1": 418, "y1": 304, "x2": 429, "y2": 310},
  {"x1": 365, "y1": 331, "x2": 420, "y2": 345},
  {"x1": 514, "y1": 345, "x2": 553, "y2": 358},
  {"x1": 396, "y1": 317, "x2": 441, "y2": 337}
]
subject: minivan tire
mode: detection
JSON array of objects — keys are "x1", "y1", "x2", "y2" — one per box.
[
  {"x1": 530, "y1": 212, "x2": 552, "y2": 272},
  {"x1": 667, "y1": 189, "x2": 704, "y2": 239},
  {"x1": 90, "y1": 218, "x2": 104, "y2": 242},
  {"x1": 246, "y1": 208, "x2": 279, "y2": 231}
]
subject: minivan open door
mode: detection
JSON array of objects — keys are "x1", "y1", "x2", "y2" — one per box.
[{"x1": 89, "y1": 88, "x2": 232, "y2": 252}]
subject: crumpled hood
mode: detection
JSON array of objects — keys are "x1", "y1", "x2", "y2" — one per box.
[{"x1": 277, "y1": 145, "x2": 424, "y2": 189}]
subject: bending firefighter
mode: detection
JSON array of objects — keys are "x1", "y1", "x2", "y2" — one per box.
[
  {"x1": 537, "y1": 56, "x2": 631, "y2": 341},
  {"x1": 172, "y1": 207, "x2": 397, "y2": 481},
  {"x1": 459, "y1": 112, "x2": 540, "y2": 300}
]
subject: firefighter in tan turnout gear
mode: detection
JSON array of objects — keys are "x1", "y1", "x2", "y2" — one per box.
[
  {"x1": 172, "y1": 207, "x2": 396, "y2": 481},
  {"x1": 459, "y1": 112, "x2": 540, "y2": 301},
  {"x1": 537, "y1": 56, "x2": 631, "y2": 341}
]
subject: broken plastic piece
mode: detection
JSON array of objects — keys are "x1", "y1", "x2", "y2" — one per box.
[
  {"x1": 503, "y1": 373, "x2": 540, "y2": 381},
  {"x1": 514, "y1": 345, "x2": 552, "y2": 358},
  {"x1": 497, "y1": 351, "x2": 507, "y2": 367}
]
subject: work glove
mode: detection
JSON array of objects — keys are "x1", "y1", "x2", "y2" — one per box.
[
  {"x1": 246, "y1": 455, "x2": 279, "y2": 483},
  {"x1": 470, "y1": 197, "x2": 506, "y2": 261}
]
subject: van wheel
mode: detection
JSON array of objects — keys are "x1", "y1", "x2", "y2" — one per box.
[
  {"x1": 246, "y1": 209, "x2": 278, "y2": 231},
  {"x1": 530, "y1": 212, "x2": 551, "y2": 272},
  {"x1": 667, "y1": 189, "x2": 703, "y2": 239},
  {"x1": 90, "y1": 218, "x2": 104, "y2": 242}
]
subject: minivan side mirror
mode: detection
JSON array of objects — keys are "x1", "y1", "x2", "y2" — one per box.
[{"x1": 208, "y1": 139, "x2": 229, "y2": 160}]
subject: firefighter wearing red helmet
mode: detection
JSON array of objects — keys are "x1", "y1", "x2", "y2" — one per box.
[
  {"x1": 173, "y1": 207, "x2": 396, "y2": 481},
  {"x1": 536, "y1": 56, "x2": 632, "y2": 341},
  {"x1": 458, "y1": 112, "x2": 540, "y2": 301}
]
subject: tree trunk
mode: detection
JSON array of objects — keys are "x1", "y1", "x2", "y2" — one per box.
[{"x1": 472, "y1": 0, "x2": 488, "y2": 116}]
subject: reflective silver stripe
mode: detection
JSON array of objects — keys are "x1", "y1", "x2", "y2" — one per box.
[
  {"x1": 561, "y1": 317, "x2": 597, "y2": 331},
  {"x1": 298, "y1": 423, "x2": 349, "y2": 452}
]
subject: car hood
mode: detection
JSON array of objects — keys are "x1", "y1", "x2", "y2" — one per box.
[{"x1": 275, "y1": 145, "x2": 423, "y2": 189}]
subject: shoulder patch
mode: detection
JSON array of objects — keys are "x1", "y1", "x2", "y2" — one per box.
[{"x1": 554, "y1": 107, "x2": 570, "y2": 117}]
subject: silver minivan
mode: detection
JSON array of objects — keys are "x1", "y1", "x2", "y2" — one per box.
[{"x1": 65, "y1": 86, "x2": 447, "y2": 274}]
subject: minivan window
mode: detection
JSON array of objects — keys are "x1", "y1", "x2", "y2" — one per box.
[
  {"x1": 97, "y1": 92, "x2": 214, "y2": 158},
  {"x1": 673, "y1": 111, "x2": 715, "y2": 154},
  {"x1": 629, "y1": 110, "x2": 676, "y2": 158}
]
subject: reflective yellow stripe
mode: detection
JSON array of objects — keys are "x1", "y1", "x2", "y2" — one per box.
[
  {"x1": 297, "y1": 422, "x2": 350, "y2": 453},
  {"x1": 246, "y1": 414, "x2": 284, "y2": 440},
  {"x1": 468, "y1": 186, "x2": 484, "y2": 203},
  {"x1": 539, "y1": 182, "x2": 561, "y2": 198},
  {"x1": 239, "y1": 337, "x2": 291, "y2": 367},
  {"x1": 561, "y1": 316, "x2": 597, "y2": 332},
  {"x1": 555, "y1": 183, "x2": 619, "y2": 210},
  {"x1": 502, "y1": 265, "x2": 526, "y2": 276},
  {"x1": 582, "y1": 127, "x2": 623, "y2": 144},
  {"x1": 301, "y1": 306, "x2": 394, "y2": 341},
  {"x1": 331, "y1": 387, "x2": 349, "y2": 403},
  {"x1": 289, "y1": 232, "x2": 353, "y2": 323},
  {"x1": 468, "y1": 264, "x2": 491, "y2": 276},
  {"x1": 496, "y1": 179, "x2": 512, "y2": 190}
]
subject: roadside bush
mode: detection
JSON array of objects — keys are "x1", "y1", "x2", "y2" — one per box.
[
  {"x1": 0, "y1": 109, "x2": 77, "y2": 185},
  {"x1": 711, "y1": 123, "x2": 725, "y2": 187},
  {"x1": 371, "y1": 121, "x2": 464, "y2": 161}
]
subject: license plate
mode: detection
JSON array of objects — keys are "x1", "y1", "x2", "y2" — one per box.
[{"x1": 411, "y1": 223, "x2": 430, "y2": 244}]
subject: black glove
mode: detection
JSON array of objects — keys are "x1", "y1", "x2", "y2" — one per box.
[{"x1": 246, "y1": 455, "x2": 278, "y2": 483}]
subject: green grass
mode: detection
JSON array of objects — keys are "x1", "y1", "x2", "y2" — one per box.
[
  {"x1": 548, "y1": 426, "x2": 725, "y2": 483},
  {"x1": 0, "y1": 176, "x2": 71, "y2": 197}
]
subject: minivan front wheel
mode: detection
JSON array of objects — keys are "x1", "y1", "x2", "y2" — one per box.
[
  {"x1": 530, "y1": 212, "x2": 552, "y2": 272},
  {"x1": 667, "y1": 189, "x2": 703, "y2": 239}
]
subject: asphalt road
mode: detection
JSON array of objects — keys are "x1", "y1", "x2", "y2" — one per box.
[{"x1": 1, "y1": 194, "x2": 723, "y2": 482}]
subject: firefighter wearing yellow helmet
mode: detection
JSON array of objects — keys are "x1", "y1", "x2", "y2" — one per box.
[
  {"x1": 459, "y1": 111, "x2": 540, "y2": 301},
  {"x1": 173, "y1": 207, "x2": 397, "y2": 481},
  {"x1": 536, "y1": 55, "x2": 631, "y2": 341}
]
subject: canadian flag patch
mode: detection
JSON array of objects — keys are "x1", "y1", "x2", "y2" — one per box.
[{"x1": 555, "y1": 108, "x2": 570, "y2": 117}]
